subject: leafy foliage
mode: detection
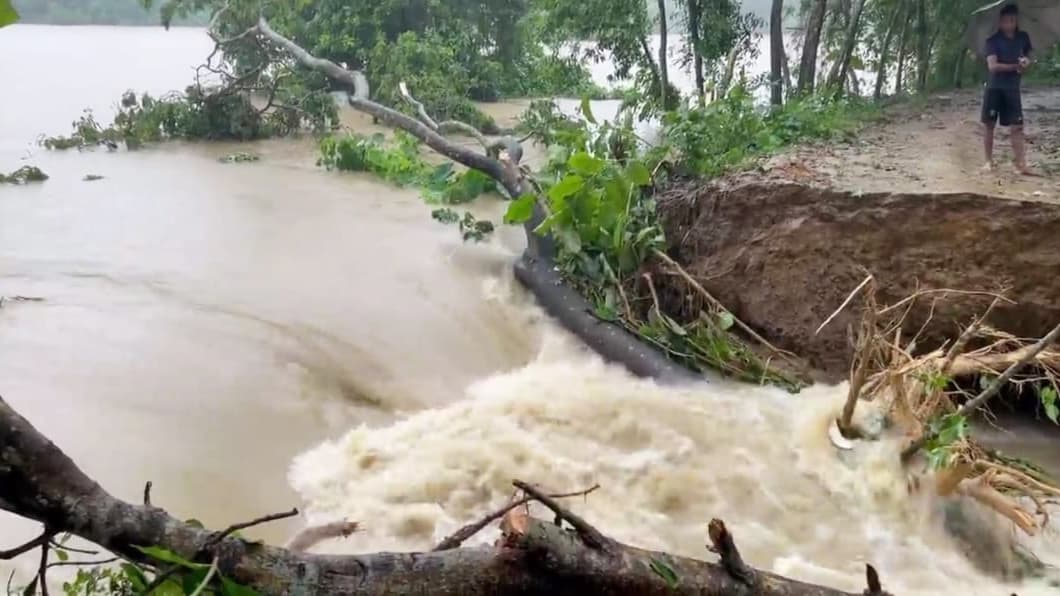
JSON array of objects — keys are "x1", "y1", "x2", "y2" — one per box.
[
  {"x1": 42, "y1": 88, "x2": 337, "y2": 150},
  {"x1": 142, "y1": 0, "x2": 600, "y2": 127},
  {"x1": 4, "y1": 542, "x2": 262, "y2": 596},
  {"x1": 318, "y1": 132, "x2": 497, "y2": 205},
  {"x1": 663, "y1": 87, "x2": 875, "y2": 176},
  {"x1": 12, "y1": 0, "x2": 205, "y2": 26},
  {"x1": 0, "y1": 165, "x2": 48, "y2": 184},
  {"x1": 0, "y1": 0, "x2": 18, "y2": 27},
  {"x1": 924, "y1": 412, "x2": 969, "y2": 469}
]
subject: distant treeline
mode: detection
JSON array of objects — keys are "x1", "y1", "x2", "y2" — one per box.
[
  {"x1": 12, "y1": 0, "x2": 206, "y2": 26},
  {"x1": 646, "y1": 0, "x2": 773, "y2": 32},
  {"x1": 15, "y1": 0, "x2": 768, "y2": 28}
]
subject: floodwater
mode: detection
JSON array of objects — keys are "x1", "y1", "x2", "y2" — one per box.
[{"x1": 1, "y1": 25, "x2": 1059, "y2": 595}]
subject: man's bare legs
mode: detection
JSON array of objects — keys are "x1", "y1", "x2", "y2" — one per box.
[
  {"x1": 982, "y1": 122, "x2": 996, "y2": 170},
  {"x1": 1011, "y1": 125, "x2": 1034, "y2": 174}
]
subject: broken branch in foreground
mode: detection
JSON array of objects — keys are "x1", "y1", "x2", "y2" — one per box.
[
  {"x1": 833, "y1": 281, "x2": 1060, "y2": 537},
  {"x1": 0, "y1": 393, "x2": 881, "y2": 595}
]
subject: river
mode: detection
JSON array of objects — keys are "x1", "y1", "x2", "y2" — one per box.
[{"x1": 1, "y1": 25, "x2": 1058, "y2": 595}]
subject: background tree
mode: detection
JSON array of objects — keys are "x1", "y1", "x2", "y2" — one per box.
[
  {"x1": 796, "y1": 0, "x2": 827, "y2": 92},
  {"x1": 769, "y1": 0, "x2": 784, "y2": 104}
]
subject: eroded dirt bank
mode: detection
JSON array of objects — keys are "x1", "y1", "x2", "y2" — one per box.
[{"x1": 656, "y1": 179, "x2": 1060, "y2": 380}]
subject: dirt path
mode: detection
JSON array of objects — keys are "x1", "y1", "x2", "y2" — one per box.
[{"x1": 764, "y1": 86, "x2": 1060, "y2": 202}]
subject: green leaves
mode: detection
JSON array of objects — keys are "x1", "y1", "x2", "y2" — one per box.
[
  {"x1": 567, "y1": 152, "x2": 605, "y2": 176},
  {"x1": 548, "y1": 174, "x2": 585, "y2": 201},
  {"x1": 134, "y1": 545, "x2": 206, "y2": 569},
  {"x1": 716, "y1": 310, "x2": 735, "y2": 332},
  {"x1": 221, "y1": 577, "x2": 262, "y2": 596},
  {"x1": 320, "y1": 133, "x2": 495, "y2": 206},
  {"x1": 579, "y1": 96, "x2": 597, "y2": 125},
  {"x1": 626, "y1": 161, "x2": 652, "y2": 186},
  {"x1": 649, "y1": 558, "x2": 680, "y2": 589},
  {"x1": 925, "y1": 413, "x2": 969, "y2": 469},
  {"x1": 1040, "y1": 385, "x2": 1059, "y2": 424},
  {"x1": 0, "y1": 0, "x2": 19, "y2": 28},
  {"x1": 504, "y1": 194, "x2": 537, "y2": 224}
]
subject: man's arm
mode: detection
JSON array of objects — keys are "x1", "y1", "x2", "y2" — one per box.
[
  {"x1": 987, "y1": 55, "x2": 1021, "y2": 73},
  {"x1": 1020, "y1": 32, "x2": 1033, "y2": 71}
]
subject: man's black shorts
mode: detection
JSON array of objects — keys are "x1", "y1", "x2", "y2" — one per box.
[{"x1": 981, "y1": 86, "x2": 1024, "y2": 126}]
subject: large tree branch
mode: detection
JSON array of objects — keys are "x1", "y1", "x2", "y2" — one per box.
[
  {"x1": 250, "y1": 17, "x2": 524, "y2": 198},
  {"x1": 0, "y1": 393, "x2": 874, "y2": 595}
]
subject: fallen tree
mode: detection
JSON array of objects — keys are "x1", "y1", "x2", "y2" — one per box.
[
  {"x1": 237, "y1": 14, "x2": 699, "y2": 383},
  {"x1": 0, "y1": 394, "x2": 888, "y2": 595}
]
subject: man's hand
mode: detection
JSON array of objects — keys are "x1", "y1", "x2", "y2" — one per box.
[{"x1": 1018, "y1": 56, "x2": 1031, "y2": 73}]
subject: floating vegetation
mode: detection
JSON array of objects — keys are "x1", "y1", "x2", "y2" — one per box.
[
  {"x1": 0, "y1": 165, "x2": 49, "y2": 185},
  {"x1": 218, "y1": 152, "x2": 260, "y2": 163}
]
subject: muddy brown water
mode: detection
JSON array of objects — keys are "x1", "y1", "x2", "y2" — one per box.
[{"x1": 2, "y1": 25, "x2": 1060, "y2": 595}]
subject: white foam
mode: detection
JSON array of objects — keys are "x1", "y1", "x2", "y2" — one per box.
[{"x1": 289, "y1": 331, "x2": 1060, "y2": 594}]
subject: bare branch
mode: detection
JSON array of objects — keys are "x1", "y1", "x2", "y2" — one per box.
[
  {"x1": 512, "y1": 480, "x2": 609, "y2": 549},
  {"x1": 285, "y1": 520, "x2": 360, "y2": 553},
  {"x1": 243, "y1": 17, "x2": 523, "y2": 197},
  {"x1": 0, "y1": 532, "x2": 49, "y2": 560},
  {"x1": 707, "y1": 519, "x2": 754, "y2": 586},
  {"x1": 817, "y1": 274, "x2": 874, "y2": 335},
  {"x1": 902, "y1": 322, "x2": 1060, "y2": 460},
  {"x1": 206, "y1": 508, "x2": 300, "y2": 548},
  {"x1": 433, "y1": 484, "x2": 600, "y2": 551},
  {"x1": 397, "y1": 82, "x2": 439, "y2": 129}
]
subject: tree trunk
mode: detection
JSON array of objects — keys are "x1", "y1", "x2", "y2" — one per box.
[
  {"x1": 953, "y1": 47, "x2": 967, "y2": 88},
  {"x1": 716, "y1": 45, "x2": 740, "y2": 100},
  {"x1": 895, "y1": 6, "x2": 913, "y2": 95},
  {"x1": 687, "y1": 0, "x2": 705, "y2": 103},
  {"x1": 874, "y1": 0, "x2": 905, "y2": 100},
  {"x1": 825, "y1": 0, "x2": 868, "y2": 91},
  {"x1": 639, "y1": 36, "x2": 663, "y2": 99},
  {"x1": 782, "y1": 44, "x2": 794, "y2": 99},
  {"x1": 0, "y1": 393, "x2": 879, "y2": 596},
  {"x1": 770, "y1": 0, "x2": 785, "y2": 105},
  {"x1": 915, "y1": 0, "x2": 929, "y2": 91},
  {"x1": 657, "y1": 0, "x2": 669, "y2": 108},
  {"x1": 798, "y1": 0, "x2": 827, "y2": 93}
]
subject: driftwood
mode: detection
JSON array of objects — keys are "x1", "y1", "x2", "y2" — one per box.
[{"x1": 0, "y1": 394, "x2": 881, "y2": 595}]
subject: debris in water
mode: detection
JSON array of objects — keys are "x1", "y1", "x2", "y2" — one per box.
[
  {"x1": 83, "y1": 174, "x2": 104, "y2": 182},
  {"x1": 219, "y1": 152, "x2": 260, "y2": 163},
  {"x1": 0, "y1": 165, "x2": 48, "y2": 185},
  {"x1": 0, "y1": 295, "x2": 46, "y2": 309},
  {"x1": 828, "y1": 419, "x2": 855, "y2": 451}
]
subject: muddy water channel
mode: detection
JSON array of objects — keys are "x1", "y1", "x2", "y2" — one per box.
[{"x1": 1, "y1": 25, "x2": 1059, "y2": 595}]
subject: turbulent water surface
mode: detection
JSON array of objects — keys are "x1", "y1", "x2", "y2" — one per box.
[{"x1": 1, "y1": 25, "x2": 1059, "y2": 595}]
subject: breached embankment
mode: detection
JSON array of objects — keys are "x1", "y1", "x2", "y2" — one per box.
[{"x1": 654, "y1": 179, "x2": 1060, "y2": 382}]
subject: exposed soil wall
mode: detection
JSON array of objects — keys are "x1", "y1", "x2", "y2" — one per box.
[{"x1": 656, "y1": 179, "x2": 1060, "y2": 381}]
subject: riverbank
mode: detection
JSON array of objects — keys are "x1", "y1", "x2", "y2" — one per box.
[{"x1": 649, "y1": 87, "x2": 1060, "y2": 381}]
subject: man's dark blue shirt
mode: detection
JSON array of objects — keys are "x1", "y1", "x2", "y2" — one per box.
[{"x1": 985, "y1": 30, "x2": 1032, "y2": 89}]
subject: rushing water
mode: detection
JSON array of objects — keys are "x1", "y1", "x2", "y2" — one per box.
[{"x1": 1, "y1": 25, "x2": 1059, "y2": 595}]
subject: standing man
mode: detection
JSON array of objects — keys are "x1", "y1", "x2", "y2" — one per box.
[{"x1": 981, "y1": 3, "x2": 1033, "y2": 174}]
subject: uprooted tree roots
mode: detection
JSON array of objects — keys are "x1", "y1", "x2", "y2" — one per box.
[{"x1": 827, "y1": 279, "x2": 1060, "y2": 537}]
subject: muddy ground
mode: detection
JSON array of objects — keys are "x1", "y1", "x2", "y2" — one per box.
[
  {"x1": 765, "y1": 85, "x2": 1060, "y2": 202},
  {"x1": 656, "y1": 87, "x2": 1060, "y2": 382}
]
